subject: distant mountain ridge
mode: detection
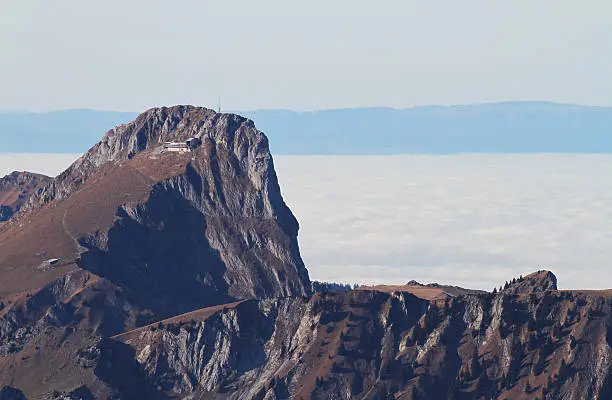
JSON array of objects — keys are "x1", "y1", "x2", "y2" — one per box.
[{"x1": 2, "y1": 102, "x2": 612, "y2": 154}]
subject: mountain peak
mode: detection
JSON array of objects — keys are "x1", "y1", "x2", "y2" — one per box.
[
  {"x1": 17, "y1": 106, "x2": 267, "y2": 214},
  {"x1": 0, "y1": 105, "x2": 310, "y2": 311},
  {"x1": 504, "y1": 270, "x2": 558, "y2": 294},
  {"x1": 85, "y1": 105, "x2": 249, "y2": 165}
]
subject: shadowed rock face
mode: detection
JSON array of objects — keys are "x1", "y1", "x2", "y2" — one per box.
[
  {"x1": 0, "y1": 386, "x2": 27, "y2": 400},
  {"x1": 0, "y1": 206, "x2": 11, "y2": 222}
]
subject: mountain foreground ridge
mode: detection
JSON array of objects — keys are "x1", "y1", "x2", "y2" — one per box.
[{"x1": 0, "y1": 106, "x2": 611, "y2": 399}]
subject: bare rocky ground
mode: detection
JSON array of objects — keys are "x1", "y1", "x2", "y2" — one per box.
[{"x1": 1, "y1": 107, "x2": 610, "y2": 399}]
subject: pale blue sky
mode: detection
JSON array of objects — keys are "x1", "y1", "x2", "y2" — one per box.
[{"x1": 2, "y1": 0, "x2": 611, "y2": 111}]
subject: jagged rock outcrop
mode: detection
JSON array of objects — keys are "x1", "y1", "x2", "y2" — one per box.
[
  {"x1": 504, "y1": 270, "x2": 558, "y2": 295},
  {"x1": 2, "y1": 263, "x2": 610, "y2": 398},
  {"x1": 0, "y1": 171, "x2": 51, "y2": 222},
  {"x1": 102, "y1": 271, "x2": 611, "y2": 400}
]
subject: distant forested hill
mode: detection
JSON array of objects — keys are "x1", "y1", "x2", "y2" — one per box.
[{"x1": 2, "y1": 102, "x2": 612, "y2": 154}]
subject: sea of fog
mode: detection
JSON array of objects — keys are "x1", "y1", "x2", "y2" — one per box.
[{"x1": 2, "y1": 153, "x2": 611, "y2": 291}]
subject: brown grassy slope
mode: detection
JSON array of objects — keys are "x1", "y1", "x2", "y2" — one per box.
[
  {"x1": 359, "y1": 283, "x2": 486, "y2": 300},
  {"x1": 0, "y1": 150, "x2": 192, "y2": 297},
  {"x1": 358, "y1": 285, "x2": 449, "y2": 300},
  {"x1": 113, "y1": 300, "x2": 245, "y2": 342}
]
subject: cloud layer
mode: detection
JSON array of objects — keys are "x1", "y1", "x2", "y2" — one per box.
[
  {"x1": 0, "y1": 153, "x2": 81, "y2": 178},
  {"x1": 274, "y1": 155, "x2": 612, "y2": 290},
  {"x1": 2, "y1": 153, "x2": 610, "y2": 291}
]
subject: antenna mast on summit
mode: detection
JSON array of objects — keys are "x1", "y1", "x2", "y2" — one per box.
[{"x1": 218, "y1": 96, "x2": 221, "y2": 114}]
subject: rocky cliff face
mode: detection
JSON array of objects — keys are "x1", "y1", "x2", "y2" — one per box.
[
  {"x1": 0, "y1": 106, "x2": 310, "y2": 309},
  {"x1": 23, "y1": 106, "x2": 294, "y2": 219},
  {"x1": 2, "y1": 261, "x2": 610, "y2": 399},
  {"x1": 107, "y1": 272, "x2": 611, "y2": 400},
  {"x1": 0, "y1": 106, "x2": 311, "y2": 397},
  {"x1": 0, "y1": 171, "x2": 50, "y2": 222}
]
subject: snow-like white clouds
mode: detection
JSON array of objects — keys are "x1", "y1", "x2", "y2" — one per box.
[
  {"x1": 0, "y1": 153, "x2": 81, "y2": 178},
  {"x1": 274, "y1": 155, "x2": 612, "y2": 290},
  {"x1": 2, "y1": 153, "x2": 611, "y2": 291}
]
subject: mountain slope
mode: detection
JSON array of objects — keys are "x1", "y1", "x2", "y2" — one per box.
[
  {"x1": 15, "y1": 270, "x2": 601, "y2": 400},
  {"x1": 0, "y1": 106, "x2": 310, "y2": 306},
  {"x1": 7, "y1": 268, "x2": 608, "y2": 400},
  {"x1": 0, "y1": 105, "x2": 313, "y2": 397},
  {"x1": 359, "y1": 281, "x2": 486, "y2": 300}
]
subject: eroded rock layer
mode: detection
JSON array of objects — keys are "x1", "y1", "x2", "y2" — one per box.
[
  {"x1": 46, "y1": 273, "x2": 612, "y2": 400},
  {"x1": 1, "y1": 247, "x2": 609, "y2": 398}
]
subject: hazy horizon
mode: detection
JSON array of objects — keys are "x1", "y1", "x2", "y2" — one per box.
[
  {"x1": 2, "y1": 100, "x2": 612, "y2": 114},
  {"x1": 3, "y1": 1, "x2": 611, "y2": 111}
]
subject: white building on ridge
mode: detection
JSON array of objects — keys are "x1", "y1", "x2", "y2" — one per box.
[{"x1": 163, "y1": 137, "x2": 202, "y2": 153}]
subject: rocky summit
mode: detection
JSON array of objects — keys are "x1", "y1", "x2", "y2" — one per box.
[
  {"x1": 0, "y1": 106, "x2": 310, "y2": 397},
  {"x1": 0, "y1": 172, "x2": 51, "y2": 223},
  {"x1": 1, "y1": 106, "x2": 611, "y2": 400},
  {"x1": 0, "y1": 106, "x2": 310, "y2": 311}
]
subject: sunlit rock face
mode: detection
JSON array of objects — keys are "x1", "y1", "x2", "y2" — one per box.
[{"x1": 112, "y1": 271, "x2": 612, "y2": 400}]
